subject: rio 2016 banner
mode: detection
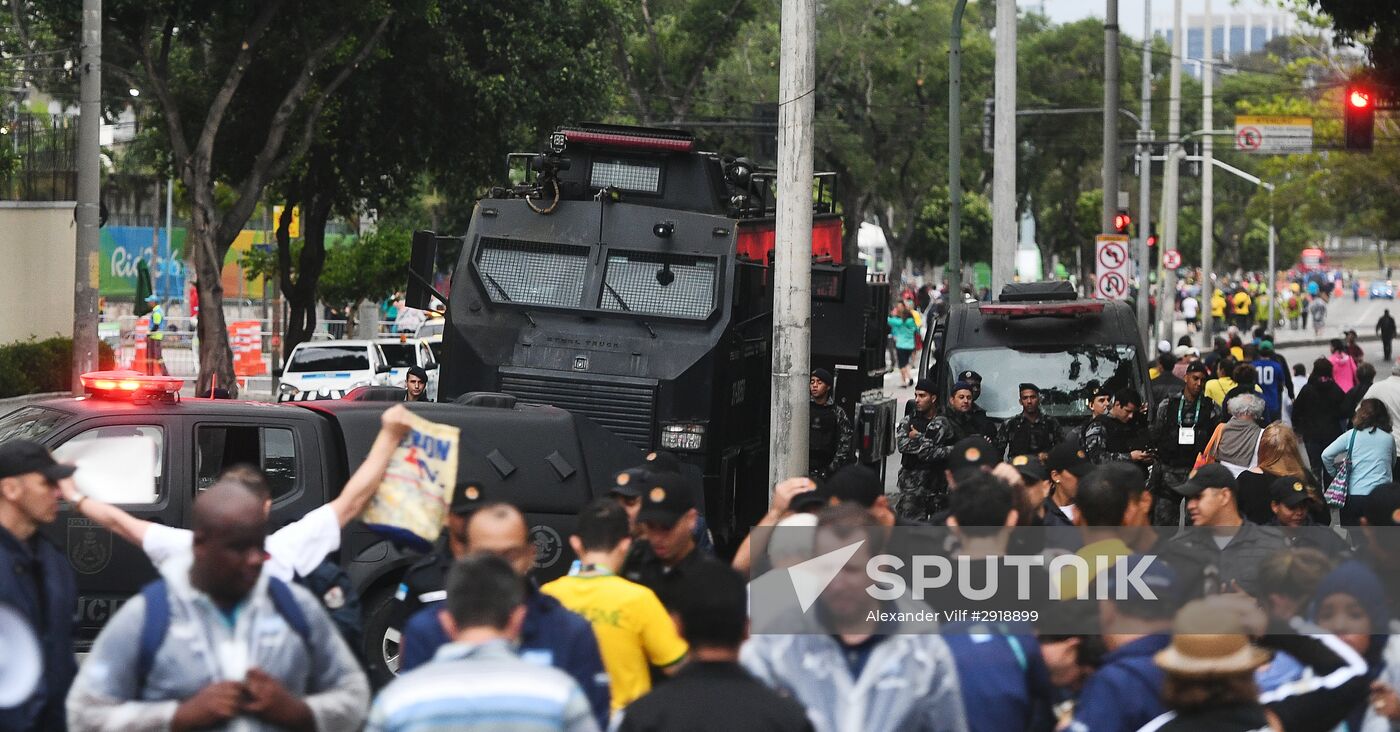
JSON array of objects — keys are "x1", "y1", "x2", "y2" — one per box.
[{"x1": 99, "y1": 226, "x2": 272, "y2": 301}]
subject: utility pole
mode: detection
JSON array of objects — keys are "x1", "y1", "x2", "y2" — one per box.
[
  {"x1": 1201, "y1": 0, "x2": 1215, "y2": 346},
  {"x1": 1102, "y1": 0, "x2": 1120, "y2": 235},
  {"x1": 73, "y1": 0, "x2": 101, "y2": 394},
  {"x1": 991, "y1": 0, "x2": 1017, "y2": 293},
  {"x1": 770, "y1": 0, "x2": 815, "y2": 488},
  {"x1": 1136, "y1": 0, "x2": 1153, "y2": 353},
  {"x1": 1158, "y1": 0, "x2": 1183, "y2": 346},
  {"x1": 948, "y1": 0, "x2": 969, "y2": 301}
]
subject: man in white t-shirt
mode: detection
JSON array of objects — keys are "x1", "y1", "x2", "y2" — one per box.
[
  {"x1": 1181, "y1": 295, "x2": 1200, "y2": 332},
  {"x1": 60, "y1": 405, "x2": 413, "y2": 582}
]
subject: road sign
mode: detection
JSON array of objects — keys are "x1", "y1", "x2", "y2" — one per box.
[
  {"x1": 1095, "y1": 234, "x2": 1131, "y2": 300},
  {"x1": 1233, "y1": 116, "x2": 1312, "y2": 154},
  {"x1": 1162, "y1": 249, "x2": 1182, "y2": 269}
]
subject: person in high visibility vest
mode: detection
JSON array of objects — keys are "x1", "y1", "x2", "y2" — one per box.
[
  {"x1": 1231, "y1": 289, "x2": 1253, "y2": 332},
  {"x1": 145, "y1": 295, "x2": 168, "y2": 376}
]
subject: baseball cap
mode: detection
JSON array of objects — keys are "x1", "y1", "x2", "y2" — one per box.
[
  {"x1": 1158, "y1": 340, "x2": 1171, "y2": 354},
  {"x1": 1045, "y1": 441, "x2": 1094, "y2": 478},
  {"x1": 643, "y1": 451, "x2": 682, "y2": 474},
  {"x1": 1361, "y1": 483, "x2": 1400, "y2": 526},
  {"x1": 1174, "y1": 464, "x2": 1237, "y2": 497},
  {"x1": 957, "y1": 370, "x2": 982, "y2": 382},
  {"x1": 0, "y1": 440, "x2": 76, "y2": 482},
  {"x1": 1269, "y1": 476, "x2": 1311, "y2": 507},
  {"x1": 948, "y1": 436, "x2": 997, "y2": 478},
  {"x1": 1008, "y1": 454, "x2": 1048, "y2": 483},
  {"x1": 609, "y1": 467, "x2": 645, "y2": 498},
  {"x1": 823, "y1": 465, "x2": 883, "y2": 507},
  {"x1": 788, "y1": 484, "x2": 830, "y2": 512},
  {"x1": 635, "y1": 471, "x2": 699, "y2": 526},
  {"x1": 144, "y1": 294, "x2": 159, "y2": 303},
  {"x1": 1185, "y1": 361, "x2": 1209, "y2": 375},
  {"x1": 450, "y1": 481, "x2": 488, "y2": 515}
]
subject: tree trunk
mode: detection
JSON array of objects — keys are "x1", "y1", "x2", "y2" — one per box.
[
  {"x1": 278, "y1": 189, "x2": 332, "y2": 355},
  {"x1": 190, "y1": 225, "x2": 237, "y2": 397}
]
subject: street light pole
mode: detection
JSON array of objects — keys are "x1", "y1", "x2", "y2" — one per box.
[
  {"x1": 73, "y1": 0, "x2": 101, "y2": 393},
  {"x1": 1159, "y1": 0, "x2": 1183, "y2": 347},
  {"x1": 948, "y1": 0, "x2": 969, "y2": 301},
  {"x1": 1201, "y1": 0, "x2": 1216, "y2": 346},
  {"x1": 991, "y1": 0, "x2": 1017, "y2": 294},
  {"x1": 1137, "y1": 0, "x2": 1153, "y2": 354},
  {"x1": 1102, "y1": 0, "x2": 1120, "y2": 235}
]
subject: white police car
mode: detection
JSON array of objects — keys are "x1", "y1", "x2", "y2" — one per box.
[
  {"x1": 278, "y1": 340, "x2": 393, "y2": 402},
  {"x1": 375, "y1": 336, "x2": 439, "y2": 401}
]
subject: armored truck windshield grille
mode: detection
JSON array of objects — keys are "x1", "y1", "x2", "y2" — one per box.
[
  {"x1": 499, "y1": 370, "x2": 656, "y2": 449},
  {"x1": 600, "y1": 251, "x2": 716, "y2": 319},
  {"x1": 477, "y1": 238, "x2": 589, "y2": 308},
  {"x1": 590, "y1": 158, "x2": 661, "y2": 193}
]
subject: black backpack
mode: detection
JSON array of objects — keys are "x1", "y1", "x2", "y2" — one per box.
[{"x1": 295, "y1": 559, "x2": 364, "y2": 660}]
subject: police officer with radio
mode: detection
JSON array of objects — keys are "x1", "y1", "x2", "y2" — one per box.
[
  {"x1": 994, "y1": 382, "x2": 1063, "y2": 462},
  {"x1": 807, "y1": 368, "x2": 854, "y2": 481},
  {"x1": 1083, "y1": 387, "x2": 1154, "y2": 472},
  {"x1": 1150, "y1": 362, "x2": 1219, "y2": 525},
  {"x1": 894, "y1": 379, "x2": 957, "y2": 521}
]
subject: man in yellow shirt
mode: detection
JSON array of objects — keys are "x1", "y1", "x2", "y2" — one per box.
[
  {"x1": 1231, "y1": 289, "x2": 1252, "y2": 331},
  {"x1": 543, "y1": 499, "x2": 688, "y2": 716},
  {"x1": 1211, "y1": 290, "x2": 1227, "y2": 331}
]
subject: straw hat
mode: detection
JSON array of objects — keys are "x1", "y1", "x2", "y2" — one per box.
[{"x1": 1153, "y1": 600, "x2": 1272, "y2": 676}]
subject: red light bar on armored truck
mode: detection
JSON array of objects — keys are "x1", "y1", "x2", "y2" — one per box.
[
  {"x1": 560, "y1": 128, "x2": 695, "y2": 153},
  {"x1": 80, "y1": 370, "x2": 184, "y2": 399},
  {"x1": 736, "y1": 216, "x2": 844, "y2": 265},
  {"x1": 978, "y1": 301, "x2": 1105, "y2": 316}
]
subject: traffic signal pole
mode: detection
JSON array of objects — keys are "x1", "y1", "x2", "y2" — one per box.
[
  {"x1": 991, "y1": 0, "x2": 1017, "y2": 294},
  {"x1": 1200, "y1": 0, "x2": 1216, "y2": 346},
  {"x1": 1102, "y1": 0, "x2": 1120, "y2": 236},
  {"x1": 1159, "y1": 0, "x2": 1184, "y2": 347},
  {"x1": 1136, "y1": 0, "x2": 1153, "y2": 354},
  {"x1": 770, "y1": 0, "x2": 815, "y2": 488}
]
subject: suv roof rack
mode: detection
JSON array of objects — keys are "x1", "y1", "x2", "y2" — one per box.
[{"x1": 998, "y1": 281, "x2": 1077, "y2": 302}]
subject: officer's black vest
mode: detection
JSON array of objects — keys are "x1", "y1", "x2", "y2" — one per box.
[{"x1": 809, "y1": 400, "x2": 839, "y2": 463}]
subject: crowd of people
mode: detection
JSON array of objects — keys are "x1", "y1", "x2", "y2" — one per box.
[{"x1": 13, "y1": 320, "x2": 1400, "y2": 730}]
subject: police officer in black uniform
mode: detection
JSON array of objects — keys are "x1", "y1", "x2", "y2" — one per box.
[
  {"x1": 1082, "y1": 387, "x2": 1154, "y2": 474},
  {"x1": 994, "y1": 382, "x2": 1063, "y2": 461},
  {"x1": 392, "y1": 479, "x2": 488, "y2": 628},
  {"x1": 621, "y1": 470, "x2": 721, "y2": 610},
  {"x1": 808, "y1": 368, "x2": 854, "y2": 480},
  {"x1": 956, "y1": 369, "x2": 1000, "y2": 434}
]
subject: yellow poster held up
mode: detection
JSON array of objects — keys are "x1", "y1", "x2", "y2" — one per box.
[{"x1": 361, "y1": 411, "x2": 460, "y2": 551}]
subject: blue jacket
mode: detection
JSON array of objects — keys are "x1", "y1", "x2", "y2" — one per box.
[
  {"x1": 0, "y1": 527, "x2": 77, "y2": 732},
  {"x1": 1323, "y1": 427, "x2": 1396, "y2": 497},
  {"x1": 1068, "y1": 634, "x2": 1170, "y2": 732},
  {"x1": 887, "y1": 315, "x2": 919, "y2": 350},
  {"x1": 400, "y1": 584, "x2": 610, "y2": 729},
  {"x1": 944, "y1": 629, "x2": 1054, "y2": 732}
]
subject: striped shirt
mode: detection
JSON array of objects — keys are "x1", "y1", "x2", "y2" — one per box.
[{"x1": 368, "y1": 639, "x2": 600, "y2": 732}]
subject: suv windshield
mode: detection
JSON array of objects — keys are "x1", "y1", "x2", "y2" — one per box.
[
  {"x1": 288, "y1": 345, "x2": 371, "y2": 373},
  {"x1": 0, "y1": 406, "x2": 67, "y2": 444},
  {"x1": 948, "y1": 344, "x2": 1139, "y2": 420},
  {"x1": 378, "y1": 343, "x2": 415, "y2": 368}
]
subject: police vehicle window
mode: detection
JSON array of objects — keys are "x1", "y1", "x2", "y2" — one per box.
[
  {"x1": 195, "y1": 426, "x2": 299, "y2": 500},
  {"x1": 428, "y1": 340, "x2": 444, "y2": 362},
  {"x1": 379, "y1": 343, "x2": 415, "y2": 368},
  {"x1": 600, "y1": 251, "x2": 716, "y2": 319},
  {"x1": 589, "y1": 158, "x2": 662, "y2": 194},
  {"x1": 948, "y1": 344, "x2": 1139, "y2": 420},
  {"x1": 0, "y1": 406, "x2": 66, "y2": 444},
  {"x1": 52, "y1": 425, "x2": 165, "y2": 503},
  {"x1": 287, "y1": 345, "x2": 370, "y2": 373},
  {"x1": 476, "y1": 237, "x2": 589, "y2": 308}
]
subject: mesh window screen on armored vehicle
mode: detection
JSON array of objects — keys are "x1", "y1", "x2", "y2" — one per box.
[
  {"x1": 600, "y1": 251, "x2": 716, "y2": 319},
  {"x1": 590, "y1": 158, "x2": 662, "y2": 194},
  {"x1": 477, "y1": 238, "x2": 589, "y2": 308}
]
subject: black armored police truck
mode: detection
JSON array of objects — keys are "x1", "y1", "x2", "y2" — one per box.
[
  {"x1": 406, "y1": 123, "x2": 896, "y2": 549},
  {"x1": 920, "y1": 281, "x2": 1152, "y2": 430},
  {"x1": 0, "y1": 372, "x2": 641, "y2": 683}
]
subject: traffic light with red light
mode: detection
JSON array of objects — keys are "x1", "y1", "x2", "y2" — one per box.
[
  {"x1": 1114, "y1": 211, "x2": 1132, "y2": 235},
  {"x1": 1147, "y1": 225, "x2": 1158, "y2": 252},
  {"x1": 1345, "y1": 84, "x2": 1375, "y2": 151}
]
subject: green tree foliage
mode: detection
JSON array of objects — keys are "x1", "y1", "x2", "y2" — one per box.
[
  {"x1": 319, "y1": 228, "x2": 411, "y2": 314},
  {"x1": 907, "y1": 188, "x2": 991, "y2": 266}
]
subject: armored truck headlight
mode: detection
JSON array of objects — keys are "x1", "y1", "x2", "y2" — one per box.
[{"x1": 660, "y1": 423, "x2": 705, "y2": 452}]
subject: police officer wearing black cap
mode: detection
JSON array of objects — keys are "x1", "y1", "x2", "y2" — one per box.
[
  {"x1": 1149, "y1": 361, "x2": 1219, "y2": 525},
  {"x1": 994, "y1": 382, "x2": 1063, "y2": 462},
  {"x1": 0, "y1": 439, "x2": 78, "y2": 732},
  {"x1": 391, "y1": 479, "x2": 489, "y2": 633},
  {"x1": 957, "y1": 369, "x2": 999, "y2": 435},
  {"x1": 808, "y1": 368, "x2": 854, "y2": 480},
  {"x1": 1265, "y1": 476, "x2": 1351, "y2": 555},
  {"x1": 1077, "y1": 383, "x2": 1114, "y2": 444},
  {"x1": 403, "y1": 365, "x2": 430, "y2": 401},
  {"x1": 894, "y1": 378, "x2": 957, "y2": 521},
  {"x1": 614, "y1": 451, "x2": 715, "y2": 555},
  {"x1": 622, "y1": 470, "x2": 721, "y2": 610}
]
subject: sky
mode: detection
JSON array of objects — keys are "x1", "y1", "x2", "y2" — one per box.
[{"x1": 1039, "y1": 0, "x2": 1296, "y2": 39}]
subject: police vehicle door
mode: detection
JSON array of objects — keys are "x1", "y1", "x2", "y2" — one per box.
[{"x1": 188, "y1": 414, "x2": 326, "y2": 535}]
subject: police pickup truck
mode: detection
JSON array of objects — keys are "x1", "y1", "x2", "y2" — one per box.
[{"x1": 0, "y1": 371, "x2": 641, "y2": 681}]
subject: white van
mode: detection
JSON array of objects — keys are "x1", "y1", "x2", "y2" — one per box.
[{"x1": 277, "y1": 340, "x2": 392, "y2": 402}]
